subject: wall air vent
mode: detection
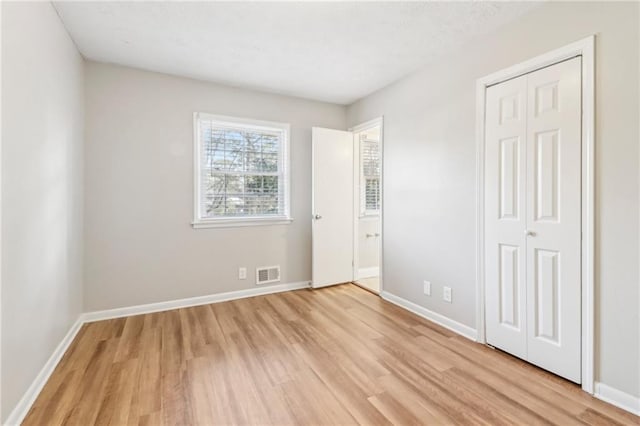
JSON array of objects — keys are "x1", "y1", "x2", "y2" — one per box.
[{"x1": 256, "y1": 265, "x2": 280, "y2": 285}]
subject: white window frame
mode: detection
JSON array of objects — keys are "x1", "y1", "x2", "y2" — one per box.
[
  {"x1": 359, "y1": 137, "x2": 381, "y2": 217},
  {"x1": 192, "y1": 112, "x2": 292, "y2": 229}
]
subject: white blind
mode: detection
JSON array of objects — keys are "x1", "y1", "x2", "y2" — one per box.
[
  {"x1": 197, "y1": 116, "x2": 288, "y2": 219},
  {"x1": 361, "y1": 139, "x2": 380, "y2": 212}
]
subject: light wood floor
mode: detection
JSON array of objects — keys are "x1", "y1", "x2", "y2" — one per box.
[{"x1": 24, "y1": 284, "x2": 638, "y2": 425}]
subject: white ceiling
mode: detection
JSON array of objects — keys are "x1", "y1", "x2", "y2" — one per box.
[{"x1": 53, "y1": 1, "x2": 539, "y2": 105}]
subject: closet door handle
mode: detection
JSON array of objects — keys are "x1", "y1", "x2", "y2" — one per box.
[{"x1": 525, "y1": 230, "x2": 536, "y2": 237}]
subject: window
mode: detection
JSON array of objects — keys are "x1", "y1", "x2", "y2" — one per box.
[
  {"x1": 360, "y1": 137, "x2": 381, "y2": 215},
  {"x1": 193, "y1": 113, "x2": 291, "y2": 228}
]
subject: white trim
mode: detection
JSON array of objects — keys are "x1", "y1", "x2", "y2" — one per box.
[
  {"x1": 475, "y1": 35, "x2": 595, "y2": 393},
  {"x1": 0, "y1": 3, "x2": 3, "y2": 420},
  {"x1": 379, "y1": 117, "x2": 385, "y2": 295},
  {"x1": 192, "y1": 112, "x2": 292, "y2": 229},
  {"x1": 381, "y1": 291, "x2": 477, "y2": 341},
  {"x1": 4, "y1": 318, "x2": 84, "y2": 426},
  {"x1": 594, "y1": 382, "x2": 640, "y2": 416},
  {"x1": 192, "y1": 217, "x2": 293, "y2": 229},
  {"x1": 359, "y1": 212, "x2": 380, "y2": 219},
  {"x1": 357, "y1": 267, "x2": 379, "y2": 279},
  {"x1": 349, "y1": 117, "x2": 383, "y2": 134},
  {"x1": 81, "y1": 281, "x2": 310, "y2": 322}
]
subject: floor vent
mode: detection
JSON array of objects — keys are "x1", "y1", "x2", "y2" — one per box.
[{"x1": 256, "y1": 265, "x2": 280, "y2": 285}]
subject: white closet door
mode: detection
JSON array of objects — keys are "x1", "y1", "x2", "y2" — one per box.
[
  {"x1": 485, "y1": 74, "x2": 528, "y2": 360},
  {"x1": 485, "y1": 57, "x2": 582, "y2": 383},
  {"x1": 525, "y1": 57, "x2": 582, "y2": 383}
]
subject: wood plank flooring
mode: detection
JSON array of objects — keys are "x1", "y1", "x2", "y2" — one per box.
[{"x1": 23, "y1": 284, "x2": 638, "y2": 425}]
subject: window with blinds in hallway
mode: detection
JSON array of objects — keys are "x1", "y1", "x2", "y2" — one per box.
[
  {"x1": 360, "y1": 138, "x2": 380, "y2": 215},
  {"x1": 193, "y1": 113, "x2": 291, "y2": 228}
]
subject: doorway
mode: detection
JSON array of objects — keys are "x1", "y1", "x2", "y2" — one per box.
[
  {"x1": 352, "y1": 118, "x2": 383, "y2": 294},
  {"x1": 310, "y1": 118, "x2": 384, "y2": 292}
]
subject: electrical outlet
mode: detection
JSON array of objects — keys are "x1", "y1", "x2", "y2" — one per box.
[
  {"x1": 423, "y1": 281, "x2": 431, "y2": 296},
  {"x1": 238, "y1": 267, "x2": 247, "y2": 280},
  {"x1": 443, "y1": 286, "x2": 452, "y2": 303}
]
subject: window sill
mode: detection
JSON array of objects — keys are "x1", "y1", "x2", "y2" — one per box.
[
  {"x1": 359, "y1": 213, "x2": 380, "y2": 219},
  {"x1": 192, "y1": 216, "x2": 293, "y2": 229}
]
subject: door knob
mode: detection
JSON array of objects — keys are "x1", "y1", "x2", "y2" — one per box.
[
  {"x1": 525, "y1": 230, "x2": 536, "y2": 237},
  {"x1": 314, "y1": 214, "x2": 322, "y2": 220}
]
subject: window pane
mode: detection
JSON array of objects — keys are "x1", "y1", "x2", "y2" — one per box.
[
  {"x1": 203, "y1": 174, "x2": 225, "y2": 215},
  {"x1": 245, "y1": 175, "x2": 263, "y2": 193},
  {"x1": 361, "y1": 139, "x2": 380, "y2": 212},
  {"x1": 365, "y1": 178, "x2": 380, "y2": 211},
  {"x1": 362, "y1": 142, "x2": 380, "y2": 176},
  {"x1": 223, "y1": 131, "x2": 246, "y2": 171},
  {"x1": 262, "y1": 153, "x2": 279, "y2": 172},
  {"x1": 202, "y1": 123, "x2": 281, "y2": 173},
  {"x1": 263, "y1": 175, "x2": 278, "y2": 193}
]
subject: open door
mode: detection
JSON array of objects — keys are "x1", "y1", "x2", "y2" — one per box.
[{"x1": 312, "y1": 127, "x2": 353, "y2": 288}]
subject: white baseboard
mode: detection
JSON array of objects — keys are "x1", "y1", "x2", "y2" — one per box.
[
  {"x1": 380, "y1": 291, "x2": 477, "y2": 341},
  {"x1": 4, "y1": 317, "x2": 84, "y2": 426},
  {"x1": 594, "y1": 382, "x2": 640, "y2": 416},
  {"x1": 81, "y1": 281, "x2": 311, "y2": 322},
  {"x1": 5, "y1": 281, "x2": 310, "y2": 425},
  {"x1": 357, "y1": 267, "x2": 379, "y2": 279}
]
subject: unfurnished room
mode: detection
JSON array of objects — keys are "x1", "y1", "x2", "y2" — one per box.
[{"x1": 1, "y1": 1, "x2": 639, "y2": 425}]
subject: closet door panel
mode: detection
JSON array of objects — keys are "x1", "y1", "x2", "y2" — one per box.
[
  {"x1": 484, "y1": 75, "x2": 528, "y2": 360},
  {"x1": 525, "y1": 57, "x2": 582, "y2": 383}
]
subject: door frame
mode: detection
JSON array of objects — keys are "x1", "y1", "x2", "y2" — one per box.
[
  {"x1": 350, "y1": 117, "x2": 384, "y2": 294},
  {"x1": 475, "y1": 36, "x2": 595, "y2": 394}
]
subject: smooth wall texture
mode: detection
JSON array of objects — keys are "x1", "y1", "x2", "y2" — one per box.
[
  {"x1": 84, "y1": 62, "x2": 346, "y2": 311},
  {"x1": 1, "y1": 2, "x2": 84, "y2": 420},
  {"x1": 347, "y1": 1, "x2": 640, "y2": 398}
]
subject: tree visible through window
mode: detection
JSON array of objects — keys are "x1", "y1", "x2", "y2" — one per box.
[{"x1": 195, "y1": 114, "x2": 289, "y2": 222}]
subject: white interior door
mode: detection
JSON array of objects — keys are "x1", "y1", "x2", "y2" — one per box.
[
  {"x1": 312, "y1": 127, "x2": 353, "y2": 288},
  {"x1": 485, "y1": 57, "x2": 582, "y2": 383}
]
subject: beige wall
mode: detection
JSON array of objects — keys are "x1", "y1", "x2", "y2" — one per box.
[
  {"x1": 84, "y1": 62, "x2": 346, "y2": 311},
  {"x1": 347, "y1": 1, "x2": 639, "y2": 398},
  {"x1": 1, "y1": 2, "x2": 85, "y2": 420}
]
